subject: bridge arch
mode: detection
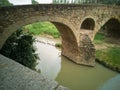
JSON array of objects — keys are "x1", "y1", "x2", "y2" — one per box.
[
  {"x1": 0, "y1": 15, "x2": 79, "y2": 64},
  {"x1": 98, "y1": 18, "x2": 120, "y2": 39},
  {"x1": 2, "y1": 4, "x2": 120, "y2": 66},
  {"x1": 1, "y1": 16, "x2": 78, "y2": 47},
  {"x1": 80, "y1": 18, "x2": 95, "y2": 30},
  {"x1": 103, "y1": 18, "x2": 120, "y2": 39}
]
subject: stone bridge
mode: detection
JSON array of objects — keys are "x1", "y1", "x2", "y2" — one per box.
[{"x1": 0, "y1": 4, "x2": 120, "y2": 66}]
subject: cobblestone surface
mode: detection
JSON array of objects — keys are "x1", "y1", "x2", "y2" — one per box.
[{"x1": 0, "y1": 54, "x2": 69, "y2": 90}]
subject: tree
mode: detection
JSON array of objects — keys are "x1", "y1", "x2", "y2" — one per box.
[
  {"x1": 0, "y1": 0, "x2": 13, "y2": 7},
  {"x1": 53, "y1": 0, "x2": 57, "y2": 3},
  {"x1": 52, "y1": 0, "x2": 120, "y2": 4},
  {"x1": 100, "y1": 0, "x2": 118, "y2": 4},
  {"x1": 53, "y1": 0, "x2": 70, "y2": 4},
  {"x1": 0, "y1": 28, "x2": 37, "y2": 70},
  {"x1": 116, "y1": 0, "x2": 120, "y2": 5},
  {"x1": 32, "y1": 0, "x2": 39, "y2": 4}
]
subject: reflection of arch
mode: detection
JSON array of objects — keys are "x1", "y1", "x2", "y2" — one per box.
[
  {"x1": 102, "y1": 18, "x2": 120, "y2": 38},
  {"x1": 81, "y1": 18, "x2": 95, "y2": 30}
]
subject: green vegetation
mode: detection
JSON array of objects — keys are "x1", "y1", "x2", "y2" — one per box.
[
  {"x1": 25, "y1": 22, "x2": 62, "y2": 48},
  {"x1": 55, "y1": 43, "x2": 62, "y2": 48},
  {"x1": 25, "y1": 22, "x2": 60, "y2": 38},
  {"x1": 100, "y1": 0, "x2": 120, "y2": 5},
  {"x1": 0, "y1": 28, "x2": 37, "y2": 70},
  {"x1": 0, "y1": 0, "x2": 13, "y2": 7},
  {"x1": 52, "y1": 0, "x2": 120, "y2": 5},
  {"x1": 96, "y1": 47, "x2": 120, "y2": 72},
  {"x1": 32, "y1": 0, "x2": 39, "y2": 4},
  {"x1": 0, "y1": 21, "x2": 60, "y2": 70},
  {"x1": 25, "y1": 20, "x2": 120, "y2": 72},
  {"x1": 94, "y1": 33, "x2": 120, "y2": 72},
  {"x1": 93, "y1": 33, "x2": 105, "y2": 44}
]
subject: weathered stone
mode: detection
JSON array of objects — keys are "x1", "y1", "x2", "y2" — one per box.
[
  {"x1": 0, "y1": 54, "x2": 69, "y2": 90},
  {"x1": 0, "y1": 4, "x2": 120, "y2": 66},
  {"x1": 79, "y1": 34, "x2": 95, "y2": 66}
]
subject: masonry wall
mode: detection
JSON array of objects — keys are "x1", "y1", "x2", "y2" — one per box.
[{"x1": 0, "y1": 4, "x2": 120, "y2": 66}]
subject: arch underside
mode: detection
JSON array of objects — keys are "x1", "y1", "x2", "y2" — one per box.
[
  {"x1": 0, "y1": 16, "x2": 78, "y2": 48},
  {"x1": 81, "y1": 18, "x2": 95, "y2": 30},
  {"x1": 52, "y1": 22, "x2": 79, "y2": 61},
  {"x1": 98, "y1": 18, "x2": 120, "y2": 41},
  {"x1": 0, "y1": 16, "x2": 81, "y2": 65},
  {"x1": 104, "y1": 18, "x2": 120, "y2": 39},
  {"x1": 0, "y1": 5, "x2": 120, "y2": 67}
]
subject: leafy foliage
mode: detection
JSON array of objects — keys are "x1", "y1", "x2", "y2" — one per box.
[
  {"x1": 32, "y1": 0, "x2": 39, "y2": 4},
  {"x1": 52, "y1": 0, "x2": 120, "y2": 5},
  {"x1": 0, "y1": 28, "x2": 37, "y2": 70},
  {"x1": 55, "y1": 43, "x2": 62, "y2": 48},
  {"x1": 100, "y1": 0, "x2": 119, "y2": 5},
  {"x1": 0, "y1": 0, "x2": 13, "y2": 7}
]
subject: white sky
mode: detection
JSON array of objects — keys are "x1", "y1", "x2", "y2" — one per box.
[{"x1": 8, "y1": 0, "x2": 53, "y2": 5}]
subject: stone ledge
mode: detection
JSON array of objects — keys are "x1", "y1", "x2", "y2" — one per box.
[{"x1": 0, "y1": 54, "x2": 69, "y2": 90}]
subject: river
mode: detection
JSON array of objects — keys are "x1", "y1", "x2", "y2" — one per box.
[{"x1": 34, "y1": 37, "x2": 119, "y2": 90}]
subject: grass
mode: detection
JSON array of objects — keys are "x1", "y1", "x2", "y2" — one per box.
[
  {"x1": 24, "y1": 22, "x2": 60, "y2": 38},
  {"x1": 96, "y1": 47, "x2": 120, "y2": 69},
  {"x1": 94, "y1": 33, "x2": 120, "y2": 71},
  {"x1": 93, "y1": 33, "x2": 105, "y2": 44},
  {"x1": 25, "y1": 21, "x2": 120, "y2": 71}
]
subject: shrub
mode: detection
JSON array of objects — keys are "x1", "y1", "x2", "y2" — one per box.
[
  {"x1": 0, "y1": 28, "x2": 37, "y2": 70},
  {"x1": 55, "y1": 43, "x2": 62, "y2": 48}
]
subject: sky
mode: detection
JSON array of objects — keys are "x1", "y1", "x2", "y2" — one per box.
[{"x1": 8, "y1": 0, "x2": 53, "y2": 5}]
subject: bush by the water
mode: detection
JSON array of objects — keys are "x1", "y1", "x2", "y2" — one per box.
[
  {"x1": 55, "y1": 43, "x2": 62, "y2": 48},
  {"x1": 0, "y1": 28, "x2": 37, "y2": 70}
]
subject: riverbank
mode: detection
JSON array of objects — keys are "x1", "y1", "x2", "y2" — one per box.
[
  {"x1": 24, "y1": 22, "x2": 120, "y2": 73},
  {"x1": 34, "y1": 34, "x2": 120, "y2": 73},
  {"x1": 34, "y1": 35, "x2": 62, "y2": 49},
  {"x1": 94, "y1": 37, "x2": 120, "y2": 73},
  {"x1": 33, "y1": 36, "x2": 118, "y2": 90},
  {"x1": 96, "y1": 58, "x2": 120, "y2": 73}
]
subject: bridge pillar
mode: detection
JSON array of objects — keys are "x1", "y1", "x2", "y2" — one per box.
[
  {"x1": 61, "y1": 39, "x2": 80, "y2": 64},
  {"x1": 78, "y1": 34, "x2": 95, "y2": 66},
  {"x1": 61, "y1": 32, "x2": 95, "y2": 66}
]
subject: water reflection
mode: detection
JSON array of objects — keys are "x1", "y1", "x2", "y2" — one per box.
[
  {"x1": 99, "y1": 75, "x2": 120, "y2": 90},
  {"x1": 56, "y1": 56, "x2": 118, "y2": 90},
  {"x1": 34, "y1": 37, "x2": 118, "y2": 90},
  {"x1": 34, "y1": 37, "x2": 61, "y2": 79}
]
